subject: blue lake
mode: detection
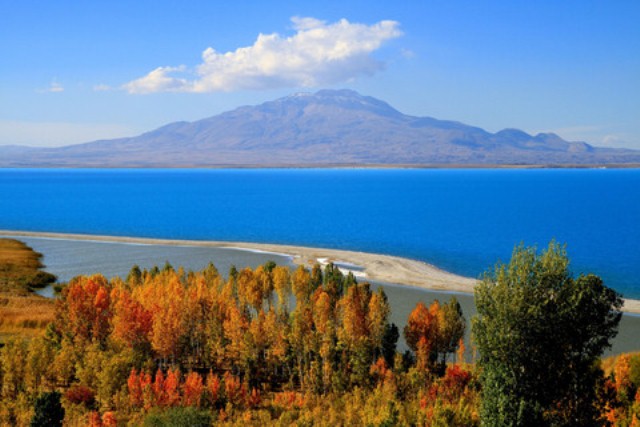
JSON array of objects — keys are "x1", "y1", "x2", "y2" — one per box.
[{"x1": 1, "y1": 168, "x2": 639, "y2": 298}]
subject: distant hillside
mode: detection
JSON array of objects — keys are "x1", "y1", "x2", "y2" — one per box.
[{"x1": 2, "y1": 89, "x2": 639, "y2": 167}]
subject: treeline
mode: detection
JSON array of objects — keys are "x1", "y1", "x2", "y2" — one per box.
[
  {"x1": 0, "y1": 241, "x2": 638, "y2": 426},
  {"x1": 0, "y1": 260, "x2": 475, "y2": 426}
]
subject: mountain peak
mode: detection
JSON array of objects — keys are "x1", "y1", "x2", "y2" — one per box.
[
  {"x1": 314, "y1": 88, "x2": 361, "y2": 98},
  {"x1": 310, "y1": 89, "x2": 403, "y2": 118}
]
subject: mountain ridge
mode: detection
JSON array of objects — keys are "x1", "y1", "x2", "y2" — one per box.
[{"x1": 1, "y1": 89, "x2": 638, "y2": 167}]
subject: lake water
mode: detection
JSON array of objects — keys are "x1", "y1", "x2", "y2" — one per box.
[{"x1": 1, "y1": 168, "x2": 639, "y2": 296}]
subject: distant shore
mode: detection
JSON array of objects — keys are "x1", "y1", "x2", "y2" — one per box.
[
  {"x1": 2, "y1": 229, "x2": 639, "y2": 314},
  {"x1": 2, "y1": 163, "x2": 640, "y2": 169}
]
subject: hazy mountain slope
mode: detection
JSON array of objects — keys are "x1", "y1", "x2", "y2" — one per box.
[{"x1": 1, "y1": 89, "x2": 638, "y2": 166}]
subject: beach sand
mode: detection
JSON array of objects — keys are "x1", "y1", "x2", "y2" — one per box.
[{"x1": 2, "y1": 229, "x2": 639, "y2": 314}]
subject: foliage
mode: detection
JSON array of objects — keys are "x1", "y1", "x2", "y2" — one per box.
[
  {"x1": 601, "y1": 353, "x2": 640, "y2": 425},
  {"x1": 473, "y1": 241, "x2": 623, "y2": 426},
  {"x1": 404, "y1": 297, "x2": 465, "y2": 373},
  {"x1": 64, "y1": 384, "x2": 96, "y2": 408},
  {"x1": 14, "y1": 248, "x2": 629, "y2": 425}
]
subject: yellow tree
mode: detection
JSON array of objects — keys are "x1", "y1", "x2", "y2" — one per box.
[
  {"x1": 237, "y1": 267, "x2": 262, "y2": 313},
  {"x1": 290, "y1": 301, "x2": 314, "y2": 390},
  {"x1": 255, "y1": 265, "x2": 274, "y2": 310},
  {"x1": 263, "y1": 308, "x2": 288, "y2": 385},
  {"x1": 313, "y1": 289, "x2": 335, "y2": 392},
  {"x1": 292, "y1": 265, "x2": 312, "y2": 303},
  {"x1": 149, "y1": 275, "x2": 185, "y2": 362},
  {"x1": 272, "y1": 265, "x2": 291, "y2": 313},
  {"x1": 182, "y1": 276, "x2": 215, "y2": 368},
  {"x1": 339, "y1": 283, "x2": 373, "y2": 387},
  {"x1": 223, "y1": 304, "x2": 250, "y2": 372},
  {"x1": 248, "y1": 310, "x2": 269, "y2": 384}
]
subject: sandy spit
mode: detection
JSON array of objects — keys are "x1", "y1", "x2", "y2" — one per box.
[{"x1": 2, "y1": 229, "x2": 639, "y2": 314}]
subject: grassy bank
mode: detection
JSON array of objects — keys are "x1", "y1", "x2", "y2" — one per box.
[{"x1": 0, "y1": 239, "x2": 56, "y2": 342}]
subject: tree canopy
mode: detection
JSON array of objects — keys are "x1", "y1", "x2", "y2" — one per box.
[{"x1": 473, "y1": 241, "x2": 623, "y2": 426}]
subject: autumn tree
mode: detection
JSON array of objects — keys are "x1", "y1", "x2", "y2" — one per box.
[
  {"x1": 56, "y1": 275, "x2": 112, "y2": 345},
  {"x1": 404, "y1": 301, "x2": 440, "y2": 371},
  {"x1": 183, "y1": 372, "x2": 204, "y2": 407},
  {"x1": 181, "y1": 277, "x2": 215, "y2": 368},
  {"x1": 255, "y1": 265, "x2": 274, "y2": 309},
  {"x1": 236, "y1": 267, "x2": 261, "y2": 313},
  {"x1": 164, "y1": 368, "x2": 181, "y2": 407},
  {"x1": 110, "y1": 287, "x2": 152, "y2": 352},
  {"x1": 272, "y1": 265, "x2": 291, "y2": 313},
  {"x1": 223, "y1": 304, "x2": 250, "y2": 374},
  {"x1": 147, "y1": 275, "x2": 185, "y2": 362},
  {"x1": 339, "y1": 283, "x2": 374, "y2": 387},
  {"x1": 205, "y1": 371, "x2": 220, "y2": 407},
  {"x1": 127, "y1": 369, "x2": 143, "y2": 408},
  {"x1": 473, "y1": 242, "x2": 622, "y2": 426},
  {"x1": 0, "y1": 257, "x2": 488, "y2": 424},
  {"x1": 313, "y1": 289, "x2": 336, "y2": 392}
]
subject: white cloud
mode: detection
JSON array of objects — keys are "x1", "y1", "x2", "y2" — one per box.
[
  {"x1": 124, "y1": 17, "x2": 402, "y2": 94},
  {"x1": 0, "y1": 120, "x2": 139, "y2": 147},
  {"x1": 37, "y1": 80, "x2": 64, "y2": 93}
]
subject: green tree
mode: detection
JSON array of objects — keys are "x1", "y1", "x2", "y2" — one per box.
[
  {"x1": 438, "y1": 297, "x2": 466, "y2": 364},
  {"x1": 30, "y1": 391, "x2": 64, "y2": 427},
  {"x1": 127, "y1": 264, "x2": 143, "y2": 287},
  {"x1": 472, "y1": 242, "x2": 622, "y2": 427}
]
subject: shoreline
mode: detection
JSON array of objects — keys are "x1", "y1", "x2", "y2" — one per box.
[
  {"x1": 2, "y1": 164, "x2": 640, "y2": 169},
  {"x1": 2, "y1": 229, "x2": 639, "y2": 314}
]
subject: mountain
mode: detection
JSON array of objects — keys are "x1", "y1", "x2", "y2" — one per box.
[{"x1": 2, "y1": 89, "x2": 639, "y2": 167}]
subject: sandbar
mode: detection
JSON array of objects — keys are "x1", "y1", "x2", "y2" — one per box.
[{"x1": 2, "y1": 229, "x2": 639, "y2": 314}]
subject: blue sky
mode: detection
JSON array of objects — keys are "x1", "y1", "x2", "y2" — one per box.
[{"x1": 1, "y1": 0, "x2": 639, "y2": 149}]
